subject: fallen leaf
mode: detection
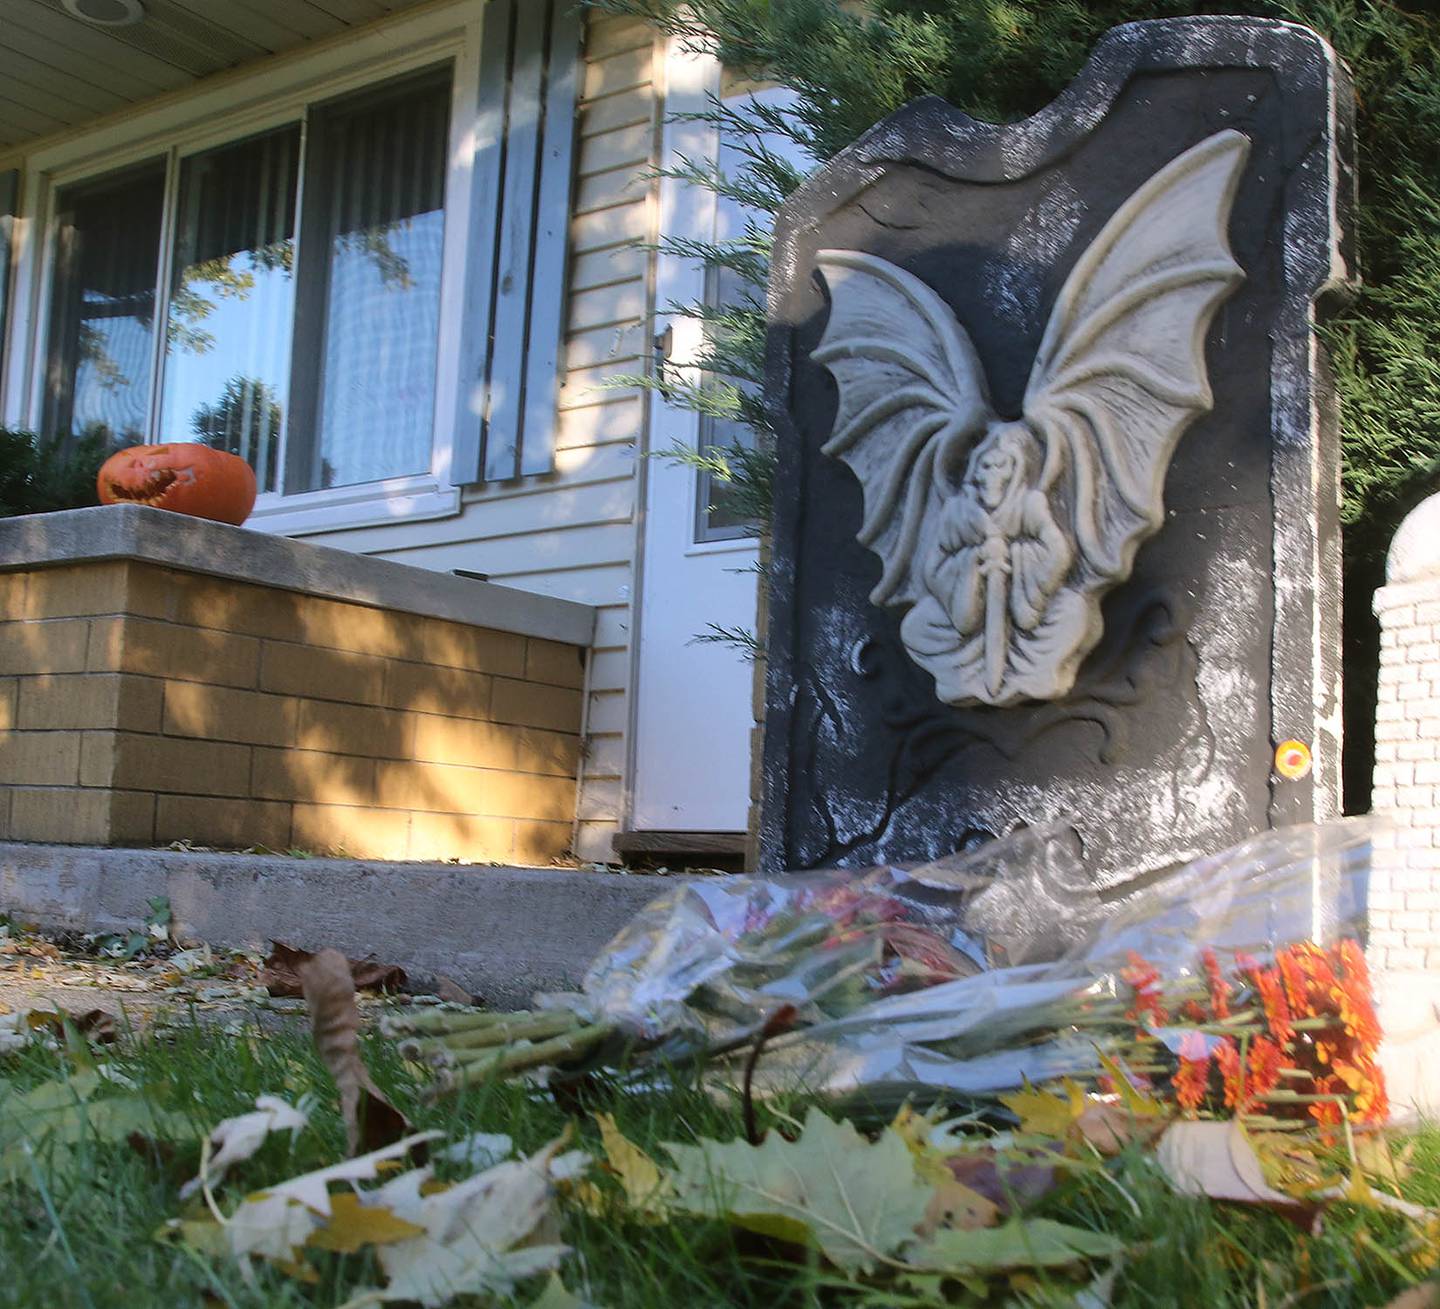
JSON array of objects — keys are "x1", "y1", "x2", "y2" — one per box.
[
  {"x1": 907, "y1": 1217, "x2": 1125, "y2": 1274},
  {"x1": 180, "y1": 1094, "x2": 309, "y2": 1200},
  {"x1": 1154, "y1": 1120, "x2": 1300, "y2": 1209},
  {"x1": 437, "y1": 1132, "x2": 513, "y2": 1171},
  {"x1": 368, "y1": 1139, "x2": 579, "y2": 1306},
  {"x1": 529, "y1": 1273, "x2": 604, "y2": 1309},
  {"x1": 945, "y1": 1148, "x2": 1059, "y2": 1217},
  {"x1": 1095, "y1": 1051, "x2": 1165, "y2": 1117},
  {"x1": 1000, "y1": 1080, "x2": 1087, "y2": 1139},
  {"x1": 1074, "y1": 1101, "x2": 1168, "y2": 1156},
  {"x1": 0, "y1": 1070, "x2": 199, "y2": 1185},
  {"x1": 664, "y1": 1108, "x2": 931, "y2": 1272},
  {"x1": 298, "y1": 948, "x2": 411, "y2": 1157},
  {"x1": 264, "y1": 941, "x2": 406, "y2": 998},
  {"x1": 1380, "y1": 1286, "x2": 1440, "y2": 1309},
  {"x1": 306, "y1": 1191, "x2": 426, "y2": 1253},
  {"x1": 889, "y1": 1106, "x2": 997, "y2": 1235},
  {"x1": 594, "y1": 1113, "x2": 671, "y2": 1216},
  {"x1": 434, "y1": 976, "x2": 477, "y2": 1005},
  {"x1": 225, "y1": 1132, "x2": 442, "y2": 1262}
]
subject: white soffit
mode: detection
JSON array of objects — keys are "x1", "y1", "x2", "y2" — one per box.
[{"x1": 0, "y1": 0, "x2": 438, "y2": 151}]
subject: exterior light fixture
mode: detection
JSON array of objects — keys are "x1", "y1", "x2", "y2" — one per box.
[{"x1": 60, "y1": 0, "x2": 146, "y2": 27}]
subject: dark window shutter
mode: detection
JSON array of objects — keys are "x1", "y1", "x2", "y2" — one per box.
[
  {"x1": 452, "y1": 0, "x2": 581, "y2": 486},
  {"x1": 0, "y1": 168, "x2": 18, "y2": 394}
]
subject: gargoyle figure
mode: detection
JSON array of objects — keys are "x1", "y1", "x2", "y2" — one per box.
[{"x1": 812, "y1": 130, "x2": 1248, "y2": 706}]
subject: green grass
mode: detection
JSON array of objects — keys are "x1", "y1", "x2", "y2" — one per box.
[{"x1": 1, "y1": 1017, "x2": 1436, "y2": 1308}]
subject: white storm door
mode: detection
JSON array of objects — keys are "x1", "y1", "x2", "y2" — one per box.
[{"x1": 629, "y1": 46, "x2": 782, "y2": 833}]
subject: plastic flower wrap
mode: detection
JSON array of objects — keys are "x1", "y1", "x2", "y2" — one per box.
[{"x1": 390, "y1": 820, "x2": 1384, "y2": 1123}]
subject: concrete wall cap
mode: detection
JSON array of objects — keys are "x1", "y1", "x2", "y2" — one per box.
[
  {"x1": 1387, "y1": 492, "x2": 1440, "y2": 587},
  {"x1": 0, "y1": 504, "x2": 597, "y2": 648}
]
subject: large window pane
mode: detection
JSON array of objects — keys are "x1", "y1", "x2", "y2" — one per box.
[
  {"x1": 291, "y1": 68, "x2": 451, "y2": 492},
  {"x1": 159, "y1": 126, "x2": 300, "y2": 495},
  {"x1": 45, "y1": 160, "x2": 165, "y2": 443}
]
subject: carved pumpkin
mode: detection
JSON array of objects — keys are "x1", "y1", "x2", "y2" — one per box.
[{"x1": 97, "y1": 444, "x2": 257, "y2": 525}]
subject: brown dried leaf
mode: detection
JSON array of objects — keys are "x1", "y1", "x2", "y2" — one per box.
[
  {"x1": 297, "y1": 948, "x2": 411, "y2": 1157},
  {"x1": 264, "y1": 941, "x2": 406, "y2": 998},
  {"x1": 1380, "y1": 1286, "x2": 1440, "y2": 1309},
  {"x1": 945, "y1": 1148, "x2": 1059, "y2": 1217},
  {"x1": 25, "y1": 1008, "x2": 118, "y2": 1044},
  {"x1": 434, "y1": 975, "x2": 478, "y2": 1006},
  {"x1": 1074, "y1": 1102, "x2": 1168, "y2": 1156}
]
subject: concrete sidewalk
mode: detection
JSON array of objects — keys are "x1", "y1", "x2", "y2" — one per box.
[{"x1": 0, "y1": 843, "x2": 674, "y2": 1009}]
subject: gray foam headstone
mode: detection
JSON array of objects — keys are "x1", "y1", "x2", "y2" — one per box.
[{"x1": 759, "y1": 16, "x2": 1354, "y2": 883}]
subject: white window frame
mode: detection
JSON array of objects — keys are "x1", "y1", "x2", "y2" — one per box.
[{"x1": 0, "y1": 1, "x2": 490, "y2": 536}]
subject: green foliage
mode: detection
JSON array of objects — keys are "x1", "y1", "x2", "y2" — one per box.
[
  {"x1": 592, "y1": 0, "x2": 1440, "y2": 804},
  {"x1": 0, "y1": 427, "x2": 115, "y2": 518}
]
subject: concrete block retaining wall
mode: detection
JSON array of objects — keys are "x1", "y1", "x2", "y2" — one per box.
[{"x1": 0, "y1": 506, "x2": 595, "y2": 864}]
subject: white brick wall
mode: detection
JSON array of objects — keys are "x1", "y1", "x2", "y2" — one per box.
[{"x1": 1370, "y1": 492, "x2": 1440, "y2": 971}]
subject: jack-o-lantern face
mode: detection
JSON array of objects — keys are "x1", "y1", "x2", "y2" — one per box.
[{"x1": 97, "y1": 444, "x2": 257, "y2": 526}]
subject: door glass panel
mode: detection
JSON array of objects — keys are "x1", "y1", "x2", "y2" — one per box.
[
  {"x1": 44, "y1": 160, "x2": 166, "y2": 443},
  {"x1": 159, "y1": 125, "x2": 300, "y2": 494},
  {"x1": 298, "y1": 68, "x2": 451, "y2": 491}
]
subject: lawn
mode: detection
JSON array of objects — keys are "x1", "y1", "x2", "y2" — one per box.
[{"x1": 1, "y1": 1012, "x2": 1437, "y2": 1309}]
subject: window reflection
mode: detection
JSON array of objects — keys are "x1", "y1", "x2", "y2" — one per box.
[
  {"x1": 45, "y1": 160, "x2": 166, "y2": 443},
  {"x1": 160, "y1": 126, "x2": 300, "y2": 494}
]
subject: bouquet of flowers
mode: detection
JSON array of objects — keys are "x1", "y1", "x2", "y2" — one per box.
[{"x1": 385, "y1": 820, "x2": 1386, "y2": 1125}]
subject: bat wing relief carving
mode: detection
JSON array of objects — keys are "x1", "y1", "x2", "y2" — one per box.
[{"x1": 812, "y1": 130, "x2": 1249, "y2": 707}]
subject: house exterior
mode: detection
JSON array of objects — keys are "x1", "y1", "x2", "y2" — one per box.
[{"x1": 0, "y1": 0, "x2": 762, "y2": 864}]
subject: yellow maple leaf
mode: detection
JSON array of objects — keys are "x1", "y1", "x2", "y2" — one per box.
[
  {"x1": 305, "y1": 1192, "x2": 426, "y2": 1254},
  {"x1": 998, "y1": 1079, "x2": 1087, "y2": 1138},
  {"x1": 1095, "y1": 1052, "x2": 1164, "y2": 1117},
  {"x1": 595, "y1": 1112, "x2": 672, "y2": 1216}
]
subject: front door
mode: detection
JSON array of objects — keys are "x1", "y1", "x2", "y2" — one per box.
[{"x1": 628, "y1": 47, "x2": 791, "y2": 835}]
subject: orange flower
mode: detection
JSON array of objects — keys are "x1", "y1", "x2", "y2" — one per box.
[
  {"x1": 1174, "y1": 1031, "x2": 1212, "y2": 1112},
  {"x1": 1246, "y1": 1035, "x2": 1290, "y2": 1102},
  {"x1": 1214, "y1": 1037, "x2": 1243, "y2": 1110},
  {"x1": 1202, "y1": 947, "x2": 1231, "y2": 1020},
  {"x1": 1248, "y1": 962, "x2": 1295, "y2": 1045},
  {"x1": 1121, "y1": 950, "x2": 1168, "y2": 1028}
]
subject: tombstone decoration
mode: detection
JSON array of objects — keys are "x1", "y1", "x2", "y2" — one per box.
[{"x1": 759, "y1": 17, "x2": 1354, "y2": 886}]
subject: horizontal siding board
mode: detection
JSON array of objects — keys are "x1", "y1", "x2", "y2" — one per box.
[
  {"x1": 380, "y1": 526, "x2": 634, "y2": 581},
  {"x1": 555, "y1": 394, "x2": 642, "y2": 448},
  {"x1": 573, "y1": 165, "x2": 646, "y2": 216},
  {"x1": 480, "y1": 563, "x2": 633, "y2": 608},
  {"x1": 584, "y1": 731, "x2": 626, "y2": 778},
  {"x1": 586, "y1": 648, "x2": 630, "y2": 692},
  {"x1": 584, "y1": 689, "x2": 628, "y2": 734},
  {"x1": 563, "y1": 321, "x2": 645, "y2": 372},
  {"x1": 568, "y1": 245, "x2": 646, "y2": 294},
  {"x1": 578, "y1": 85, "x2": 652, "y2": 137},
  {"x1": 319, "y1": 477, "x2": 635, "y2": 561},
  {"x1": 592, "y1": 606, "x2": 631, "y2": 649},
  {"x1": 570, "y1": 199, "x2": 650, "y2": 252},
  {"x1": 579, "y1": 776, "x2": 623, "y2": 817},
  {"x1": 578, "y1": 122, "x2": 650, "y2": 175},
  {"x1": 581, "y1": 44, "x2": 651, "y2": 100},
  {"x1": 584, "y1": 15, "x2": 651, "y2": 61},
  {"x1": 566, "y1": 280, "x2": 646, "y2": 333}
]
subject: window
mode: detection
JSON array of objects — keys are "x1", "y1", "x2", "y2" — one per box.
[{"x1": 41, "y1": 65, "x2": 453, "y2": 502}]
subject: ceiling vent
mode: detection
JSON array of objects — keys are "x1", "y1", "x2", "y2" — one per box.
[{"x1": 60, "y1": 0, "x2": 146, "y2": 26}]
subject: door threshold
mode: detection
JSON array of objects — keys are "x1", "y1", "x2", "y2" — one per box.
[{"x1": 612, "y1": 829, "x2": 747, "y2": 860}]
